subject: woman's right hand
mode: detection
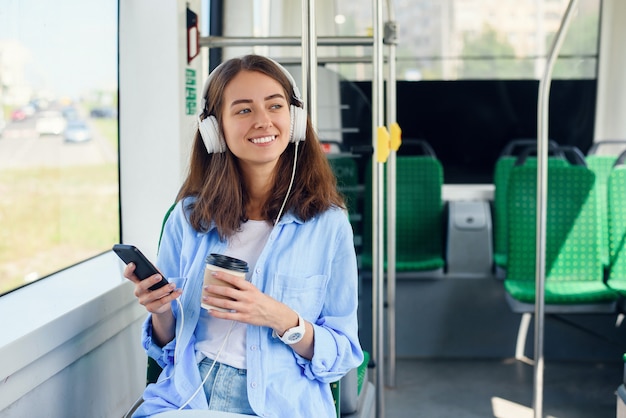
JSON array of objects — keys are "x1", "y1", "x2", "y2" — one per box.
[
  {"x1": 124, "y1": 262, "x2": 181, "y2": 346},
  {"x1": 123, "y1": 262, "x2": 181, "y2": 315}
]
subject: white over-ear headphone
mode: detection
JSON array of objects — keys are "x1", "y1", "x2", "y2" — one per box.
[{"x1": 198, "y1": 57, "x2": 308, "y2": 154}]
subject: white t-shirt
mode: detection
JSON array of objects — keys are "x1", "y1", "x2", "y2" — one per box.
[{"x1": 194, "y1": 219, "x2": 272, "y2": 369}]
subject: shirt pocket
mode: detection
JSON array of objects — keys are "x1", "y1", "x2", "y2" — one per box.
[{"x1": 271, "y1": 273, "x2": 329, "y2": 320}]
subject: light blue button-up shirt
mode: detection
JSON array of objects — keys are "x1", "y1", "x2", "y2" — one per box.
[{"x1": 133, "y1": 197, "x2": 363, "y2": 418}]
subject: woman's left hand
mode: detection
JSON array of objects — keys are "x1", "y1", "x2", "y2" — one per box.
[
  {"x1": 205, "y1": 270, "x2": 315, "y2": 359},
  {"x1": 202, "y1": 270, "x2": 286, "y2": 328}
]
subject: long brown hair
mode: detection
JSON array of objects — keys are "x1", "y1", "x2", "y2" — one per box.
[{"x1": 176, "y1": 55, "x2": 344, "y2": 239}]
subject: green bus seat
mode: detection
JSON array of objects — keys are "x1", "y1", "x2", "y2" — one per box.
[
  {"x1": 504, "y1": 160, "x2": 618, "y2": 313},
  {"x1": 586, "y1": 155, "x2": 617, "y2": 269},
  {"x1": 607, "y1": 158, "x2": 626, "y2": 297},
  {"x1": 328, "y1": 155, "x2": 360, "y2": 216},
  {"x1": 327, "y1": 155, "x2": 365, "y2": 250},
  {"x1": 361, "y1": 150, "x2": 445, "y2": 274},
  {"x1": 586, "y1": 140, "x2": 626, "y2": 271},
  {"x1": 492, "y1": 139, "x2": 560, "y2": 274}
]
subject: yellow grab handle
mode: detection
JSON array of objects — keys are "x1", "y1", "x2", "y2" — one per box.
[
  {"x1": 390, "y1": 122, "x2": 402, "y2": 151},
  {"x1": 376, "y1": 126, "x2": 390, "y2": 163}
]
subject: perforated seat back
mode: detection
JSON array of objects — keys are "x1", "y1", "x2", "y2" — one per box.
[
  {"x1": 328, "y1": 155, "x2": 365, "y2": 260},
  {"x1": 491, "y1": 139, "x2": 539, "y2": 269},
  {"x1": 607, "y1": 166, "x2": 626, "y2": 294},
  {"x1": 493, "y1": 152, "x2": 566, "y2": 269},
  {"x1": 493, "y1": 156, "x2": 517, "y2": 268},
  {"x1": 586, "y1": 155, "x2": 618, "y2": 268},
  {"x1": 362, "y1": 155, "x2": 445, "y2": 272},
  {"x1": 328, "y1": 156, "x2": 359, "y2": 214},
  {"x1": 505, "y1": 164, "x2": 616, "y2": 303},
  {"x1": 396, "y1": 156, "x2": 444, "y2": 270}
]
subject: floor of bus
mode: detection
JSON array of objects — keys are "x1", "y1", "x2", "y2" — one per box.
[{"x1": 382, "y1": 356, "x2": 621, "y2": 418}]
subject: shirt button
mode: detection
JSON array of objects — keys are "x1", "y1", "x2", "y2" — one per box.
[
  {"x1": 255, "y1": 268, "x2": 261, "y2": 274},
  {"x1": 250, "y1": 345, "x2": 257, "y2": 351},
  {"x1": 250, "y1": 382, "x2": 257, "y2": 388}
]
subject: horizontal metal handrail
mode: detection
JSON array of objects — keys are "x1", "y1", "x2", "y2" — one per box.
[{"x1": 199, "y1": 35, "x2": 373, "y2": 48}]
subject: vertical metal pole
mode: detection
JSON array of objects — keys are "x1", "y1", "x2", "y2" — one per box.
[
  {"x1": 534, "y1": 1, "x2": 577, "y2": 417},
  {"x1": 207, "y1": 0, "x2": 223, "y2": 72},
  {"x1": 372, "y1": 0, "x2": 385, "y2": 416},
  {"x1": 300, "y1": 0, "x2": 309, "y2": 114},
  {"x1": 301, "y1": 0, "x2": 317, "y2": 127},
  {"x1": 384, "y1": 4, "x2": 398, "y2": 390}
]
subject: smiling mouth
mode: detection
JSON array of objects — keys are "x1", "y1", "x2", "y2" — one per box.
[{"x1": 249, "y1": 135, "x2": 276, "y2": 144}]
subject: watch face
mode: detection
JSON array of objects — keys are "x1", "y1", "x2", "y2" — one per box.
[{"x1": 287, "y1": 332, "x2": 303, "y2": 342}]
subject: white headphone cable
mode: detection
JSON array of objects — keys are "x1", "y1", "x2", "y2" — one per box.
[
  {"x1": 178, "y1": 318, "x2": 237, "y2": 410},
  {"x1": 150, "y1": 297, "x2": 185, "y2": 389},
  {"x1": 274, "y1": 140, "x2": 299, "y2": 225},
  {"x1": 173, "y1": 298, "x2": 185, "y2": 364}
]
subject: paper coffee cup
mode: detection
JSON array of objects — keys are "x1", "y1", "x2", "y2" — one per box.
[{"x1": 202, "y1": 253, "x2": 249, "y2": 312}]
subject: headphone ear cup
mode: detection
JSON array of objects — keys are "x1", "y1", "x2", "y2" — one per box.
[
  {"x1": 198, "y1": 115, "x2": 226, "y2": 153},
  {"x1": 290, "y1": 105, "x2": 307, "y2": 143}
]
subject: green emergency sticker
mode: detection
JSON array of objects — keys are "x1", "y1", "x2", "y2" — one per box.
[{"x1": 185, "y1": 68, "x2": 197, "y2": 115}]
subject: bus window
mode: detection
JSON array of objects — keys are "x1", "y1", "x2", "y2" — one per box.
[
  {"x1": 0, "y1": 1, "x2": 119, "y2": 295},
  {"x1": 333, "y1": 0, "x2": 600, "y2": 81}
]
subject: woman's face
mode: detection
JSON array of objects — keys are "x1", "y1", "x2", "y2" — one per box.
[{"x1": 221, "y1": 70, "x2": 292, "y2": 171}]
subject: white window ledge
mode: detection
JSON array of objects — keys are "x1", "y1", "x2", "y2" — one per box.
[{"x1": 0, "y1": 251, "x2": 146, "y2": 411}]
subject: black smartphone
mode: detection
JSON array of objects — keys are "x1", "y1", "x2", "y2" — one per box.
[{"x1": 112, "y1": 244, "x2": 169, "y2": 291}]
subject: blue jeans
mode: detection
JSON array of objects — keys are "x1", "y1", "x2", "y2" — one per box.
[{"x1": 198, "y1": 357, "x2": 256, "y2": 415}]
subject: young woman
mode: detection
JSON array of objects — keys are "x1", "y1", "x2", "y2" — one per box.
[{"x1": 124, "y1": 54, "x2": 363, "y2": 417}]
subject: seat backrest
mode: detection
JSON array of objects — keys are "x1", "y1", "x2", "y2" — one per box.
[
  {"x1": 492, "y1": 156, "x2": 517, "y2": 268},
  {"x1": 157, "y1": 202, "x2": 178, "y2": 251},
  {"x1": 328, "y1": 155, "x2": 360, "y2": 215},
  {"x1": 586, "y1": 154, "x2": 618, "y2": 268},
  {"x1": 607, "y1": 163, "x2": 626, "y2": 293},
  {"x1": 397, "y1": 156, "x2": 445, "y2": 271},
  {"x1": 587, "y1": 140, "x2": 626, "y2": 271},
  {"x1": 328, "y1": 155, "x2": 365, "y2": 255},
  {"x1": 492, "y1": 139, "x2": 560, "y2": 269},
  {"x1": 362, "y1": 153, "x2": 445, "y2": 272},
  {"x1": 505, "y1": 163, "x2": 604, "y2": 302}
]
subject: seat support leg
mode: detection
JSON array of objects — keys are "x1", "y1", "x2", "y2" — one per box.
[{"x1": 515, "y1": 312, "x2": 534, "y2": 365}]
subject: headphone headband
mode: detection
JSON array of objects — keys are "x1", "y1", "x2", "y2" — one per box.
[{"x1": 200, "y1": 57, "x2": 302, "y2": 112}]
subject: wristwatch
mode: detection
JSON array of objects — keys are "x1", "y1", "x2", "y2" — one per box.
[{"x1": 273, "y1": 313, "x2": 305, "y2": 345}]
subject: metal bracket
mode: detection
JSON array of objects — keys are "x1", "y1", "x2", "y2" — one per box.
[{"x1": 383, "y1": 21, "x2": 398, "y2": 45}]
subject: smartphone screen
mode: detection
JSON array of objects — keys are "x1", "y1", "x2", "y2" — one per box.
[{"x1": 112, "y1": 244, "x2": 169, "y2": 291}]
